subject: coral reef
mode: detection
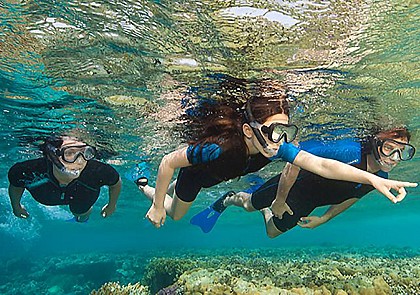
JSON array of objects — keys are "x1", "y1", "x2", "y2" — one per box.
[
  {"x1": 90, "y1": 282, "x2": 148, "y2": 295},
  {"x1": 139, "y1": 247, "x2": 420, "y2": 294},
  {"x1": 1, "y1": 247, "x2": 419, "y2": 295}
]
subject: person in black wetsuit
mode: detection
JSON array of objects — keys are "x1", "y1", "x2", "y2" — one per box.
[
  {"x1": 222, "y1": 127, "x2": 416, "y2": 237},
  {"x1": 137, "y1": 76, "x2": 416, "y2": 228},
  {"x1": 8, "y1": 136, "x2": 122, "y2": 222}
]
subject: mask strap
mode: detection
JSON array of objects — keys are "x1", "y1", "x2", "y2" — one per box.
[
  {"x1": 252, "y1": 127, "x2": 269, "y2": 148},
  {"x1": 45, "y1": 144, "x2": 66, "y2": 172},
  {"x1": 245, "y1": 102, "x2": 269, "y2": 148}
]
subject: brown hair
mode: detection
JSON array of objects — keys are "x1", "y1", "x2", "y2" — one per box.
[
  {"x1": 185, "y1": 77, "x2": 290, "y2": 146},
  {"x1": 375, "y1": 127, "x2": 411, "y2": 142},
  {"x1": 181, "y1": 76, "x2": 290, "y2": 177}
]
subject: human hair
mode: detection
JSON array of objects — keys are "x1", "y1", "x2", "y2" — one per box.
[
  {"x1": 39, "y1": 135, "x2": 64, "y2": 156},
  {"x1": 183, "y1": 75, "x2": 290, "y2": 146},
  {"x1": 374, "y1": 127, "x2": 411, "y2": 142},
  {"x1": 247, "y1": 79, "x2": 289, "y2": 123},
  {"x1": 363, "y1": 126, "x2": 411, "y2": 155}
]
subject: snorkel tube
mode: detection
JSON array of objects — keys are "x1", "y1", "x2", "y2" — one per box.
[
  {"x1": 45, "y1": 143, "x2": 66, "y2": 172},
  {"x1": 43, "y1": 139, "x2": 81, "y2": 177},
  {"x1": 244, "y1": 101, "x2": 278, "y2": 157}
]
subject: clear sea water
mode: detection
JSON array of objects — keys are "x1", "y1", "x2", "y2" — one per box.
[{"x1": 0, "y1": 0, "x2": 419, "y2": 294}]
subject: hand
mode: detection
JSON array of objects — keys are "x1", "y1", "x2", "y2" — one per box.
[
  {"x1": 101, "y1": 204, "x2": 116, "y2": 218},
  {"x1": 146, "y1": 204, "x2": 166, "y2": 228},
  {"x1": 371, "y1": 178, "x2": 418, "y2": 203},
  {"x1": 298, "y1": 216, "x2": 325, "y2": 229},
  {"x1": 271, "y1": 199, "x2": 294, "y2": 219},
  {"x1": 12, "y1": 204, "x2": 29, "y2": 219}
]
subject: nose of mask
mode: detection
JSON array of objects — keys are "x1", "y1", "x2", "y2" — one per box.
[{"x1": 389, "y1": 153, "x2": 400, "y2": 161}]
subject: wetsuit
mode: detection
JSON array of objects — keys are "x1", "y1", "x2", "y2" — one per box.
[
  {"x1": 8, "y1": 158, "x2": 120, "y2": 214},
  {"x1": 250, "y1": 139, "x2": 388, "y2": 232},
  {"x1": 175, "y1": 142, "x2": 301, "y2": 202}
]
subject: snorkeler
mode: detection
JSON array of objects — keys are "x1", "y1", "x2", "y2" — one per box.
[
  {"x1": 8, "y1": 136, "x2": 122, "y2": 222},
  {"x1": 200, "y1": 127, "x2": 416, "y2": 236},
  {"x1": 137, "y1": 78, "x2": 417, "y2": 229}
]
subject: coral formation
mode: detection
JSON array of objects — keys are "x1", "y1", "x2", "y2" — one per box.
[
  {"x1": 2, "y1": 247, "x2": 419, "y2": 295},
  {"x1": 139, "y1": 247, "x2": 420, "y2": 294},
  {"x1": 90, "y1": 282, "x2": 148, "y2": 295}
]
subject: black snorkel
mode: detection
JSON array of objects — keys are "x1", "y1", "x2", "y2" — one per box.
[
  {"x1": 45, "y1": 143, "x2": 66, "y2": 173},
  {"x1": 367, "y1": 136, "x2": 382, "y2": 163},
  {"x1": 244, "y1": 101, "x2": 269, "y2": 149}
]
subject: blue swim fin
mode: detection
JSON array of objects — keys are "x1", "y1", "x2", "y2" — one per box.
[
  {"x1": 190, "y1": 191, "x2": 235, "y2": 233},
  {"x1": 125, "y1": 162, "x2": 151, "y2": 182}
]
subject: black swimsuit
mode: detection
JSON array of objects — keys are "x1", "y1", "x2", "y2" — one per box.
[
  {"x1": 8, "y1": 158, "x2": 119, "y2": 214},
  {"x1": 251, "y1": 154, "x2": 387, "y2": 232}
]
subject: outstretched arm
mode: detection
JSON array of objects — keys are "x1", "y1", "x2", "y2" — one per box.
[
  {"x1": 146, "y1": 147, "x2": 191, "y2": 227},
  {"x1": 271, "y1": 163, "x2": 300, "y2": 218},
  {"x1": 299, "y1": 198, "x2": 358, "y2": 229},
  {"x1": 292, "y1": 150, "x2": 417, "y2": 203},
  {"x1": 8, "y1": 184, "x2": 29, "y2": 218},
  {"x1": 101, "y1": 178, "x2": 122, "y2": 218}
]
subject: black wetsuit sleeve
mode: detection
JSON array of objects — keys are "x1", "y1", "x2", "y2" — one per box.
[{"x1": 8, "y1": 162, "x2": 29, "y2": 188}]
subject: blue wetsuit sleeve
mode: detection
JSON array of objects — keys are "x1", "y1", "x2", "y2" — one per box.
[
  {"x1": 269, "y1": 142, "x2": 301, "y2": 163},
  {"x1": 186, "y1": 143, "x2": 222, "y2": 165},
  {"x1": 299, "y1": 139, "x2": 362, "y2": 164}
]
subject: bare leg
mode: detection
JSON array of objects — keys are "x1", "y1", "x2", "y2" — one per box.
[
  {"x1": 223, "y1": 192, "x2": 256, "y2": 212},
  {"x1": 139, "y1": 181, "x2": 191, "y2": 220},
  {"x1": 73, "y1": 207, "x2": 92, "y2": 223},
  {"x1": 168, "y1": 195, "x2": 192, "y2": 220},
  {"x1": 261, "y1": 208, "x2": 283, "y2": 238},
  {"x1": 167, "y1": 180, "x2": 176, "y2": 196},
  {"x1": 139, "y1": 182, "x2": 175, "y2": 213}
]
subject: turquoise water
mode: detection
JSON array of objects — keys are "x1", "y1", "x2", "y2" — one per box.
[{"x1": 1, "y1": 0, "x2": 419, "y2": 294}]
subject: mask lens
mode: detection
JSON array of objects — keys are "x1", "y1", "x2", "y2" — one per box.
[
  {"x1": 271, "y1": 124, "x2": 298, "y2": 143},
  {"x1": 83, "y1": 146, "x2": 96, "y2": 160},
  {"x1": 399, "y1": 144, "x2": 415, "y2": 160},
  {"x1": 380, "y1": 139, "x2": 415, "y2": 161},
  {"x1": 62, "y1": 145, "x2": 96, "y2": 163}
]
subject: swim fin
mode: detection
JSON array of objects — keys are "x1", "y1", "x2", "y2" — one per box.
[
  {"x1": 125, "y1": 162, "x2": 151, "y2": 182},
  {"x1": 190, "y1": 191, "x2": 235, "y2": 233}
]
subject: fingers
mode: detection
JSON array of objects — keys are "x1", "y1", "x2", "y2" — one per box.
[
  {"x1": 298, "y1": 220, "x2": 309, "y2": 228},
  {"x1": 394, "y1": 187, "x2": 407, "y2": 202},
  {"x1": 14, "y1": 210, "x2": 29, "y2": 219},
  {"x1": 287, "y1": 207, "x2": 294, "y2": 215},
  {"x1": 381, "y1": 188, "x2": 398, "y2": 203},
  {"x1": 146, "y1": 214, "x2": 165, "y2": 228},
  {"x1": 20, "y1": 212, "x2": 29, "y2": 219},
  {"x1": 101, "y1": 205, "x2": 107, "y2": 218},
  {"x1": 399, "y1": 182, "x2": 418, "y2": 188},
  {"x1": 273, "y1": 211, "x2": 283, "y2": 219}
]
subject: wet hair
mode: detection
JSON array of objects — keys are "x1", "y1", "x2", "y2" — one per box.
[
  {"x1": 39, "y1": 135, "x2": 64, "y2": 156},
  {"x1": 363, "y1": 126, "x2": 411, "y2": 154},
  {"x1": 181, "y1": 75, "x2": 290, "y2": 178},
  {"x1": 374, "y1": 127, "x2": 411, "y2": 142},
  {"x1": 183, "y1": 76, "x2": 290, "y2": 147},
  {"x1": 39, "y1": 135, "x2": 115, "y2": 160}
]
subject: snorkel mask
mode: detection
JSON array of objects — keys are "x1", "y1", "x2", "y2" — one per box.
[
  {"x1": 244, "y1": 101, "x2": 298, "y2": 157},
  {"x1": 368, "y1": 136, "x2": 415, "y2": 170},
  {"x1": 45, "y1": 141, "x2": 96, "y2": 177}
]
